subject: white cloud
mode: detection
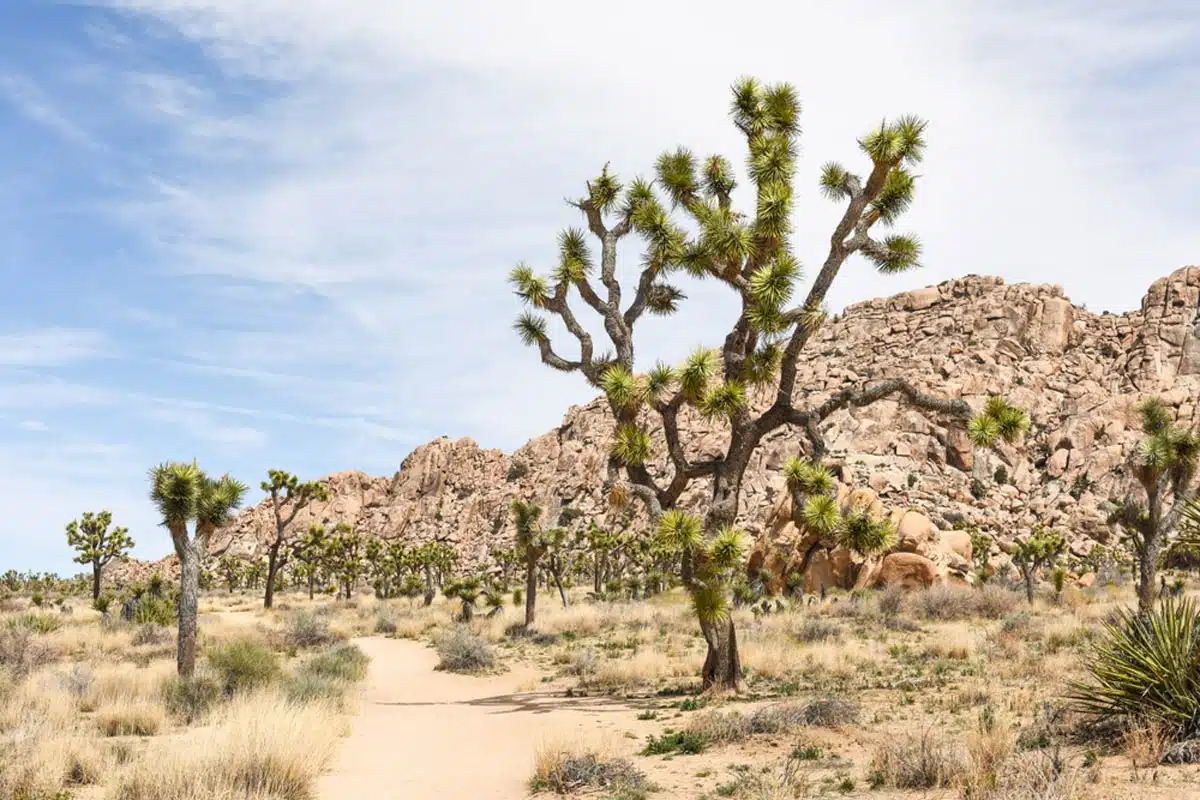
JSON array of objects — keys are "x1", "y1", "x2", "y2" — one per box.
[
  {"x1": 0, "y1": 329, "x2": 109, "y2": 367},
  {"x1": 18, "y1": 420, "x2": 47, "y2": 432},
  {"x1": 0, "y1": 75, "x2": 103, "y2": 149}
]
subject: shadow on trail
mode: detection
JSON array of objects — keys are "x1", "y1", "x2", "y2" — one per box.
[{"x1": 376, "y1": 690, "x2": 662, "y2": 716}]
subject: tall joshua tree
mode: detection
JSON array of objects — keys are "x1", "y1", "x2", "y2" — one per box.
[
  {"x1": 259, "y1": 470, "x2": 329, "y2": 608},
  {"x1": 1108, "y1": 397, "x2": 1200, "y2": 614},
  {"x1": 65, "y1": 510, "x2": 134, "y2": 601},
  {"x1": 148, "y1": 461, "x2": 247, "y2": 677},
  {"x1": 509, "y1": 77, "x2": 1025, "y2": 690}
]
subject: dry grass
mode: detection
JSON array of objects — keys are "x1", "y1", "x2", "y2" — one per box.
[
  {"x1": 529, "y1": 734, "x2": 649, "y2": 795},
  {"x1": 109, "y1": 692, "x2": 345, "y2": 800}
]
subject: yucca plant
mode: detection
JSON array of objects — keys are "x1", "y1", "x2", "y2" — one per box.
[{"x1": 1067, "y1": 596, "x2": 1200, "y2": 743}]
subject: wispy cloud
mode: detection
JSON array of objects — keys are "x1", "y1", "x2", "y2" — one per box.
[
  {"x1": 0, "y1": 329, "x2": 110, "y2": 367},
  {"x1": 0, "y1": 74, "x2": 103, "y2": 149}
]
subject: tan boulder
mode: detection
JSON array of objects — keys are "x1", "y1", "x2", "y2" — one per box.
[
  {"x1": 864, "y1": 553, "x2": 940, "y2": 589},
  {"x1": 896, "y1": 511, "x2": 939, "y2": 552}
]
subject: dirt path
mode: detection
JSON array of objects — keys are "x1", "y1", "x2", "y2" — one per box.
[{"x1": 317, "y1": 637, "x2": 646, "y2": 799}]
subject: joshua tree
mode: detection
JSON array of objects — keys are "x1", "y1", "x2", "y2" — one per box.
[
  {"x1": 326, "y1": 523, "x2": 364, "y2": 600},
  {"x1": 509, "y1": 78, "x2": 1024, "y2": 689},
  {"x1": 414, "y1": 539, "x2": 458, "y2": 606},
  {"x1": 1107, "y1": 397, "x2": 1200, "y2": 613},
  {"x1": 65, "y1": 510, "x2": 134, "y2": 601},
  {"x1": 259, "y1": 470, "x2": 328, "y2": 608},
  {"x1": 217, "y1": 554, "x2": 244, "y2": 593},
  {"x1": 444, "y1": 576, "x2": 482, "y2": 623},
  {"x1": 1006, "y1": 524, "x2": 1066, "y2": 604},
  {"x1": 148, "y1": 461, "x2": 247, "y2": 677},
  {"x1": 292, "y1": 523, "x2": 330, "y2": 599},
  {"x1": 511, "y1": 500, "x2": 570, "y2": 627}
]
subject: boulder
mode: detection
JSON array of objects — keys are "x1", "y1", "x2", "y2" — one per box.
[{"x1": 865, "y1": 553, "x2": 940, "y2": 589}]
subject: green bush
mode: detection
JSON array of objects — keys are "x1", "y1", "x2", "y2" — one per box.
[
  {"x1": 8, "y1": 613, "x2": 62, "y2": 634},
  {"x1": 133, "y1": 594, "x2": 176, "y2": 627},
  {"x1": 206, "y1": 640, "x2": 281, "y2": 696},
  {"x1": 1067, "y1": 596, "x2": 1200, "y2": 742},
  {"x1": 161, "y1": 675, "x2": 221, "y2": 723},
  {"x1": 94, "y1": 594, "x2": 112, "y2": 614}
]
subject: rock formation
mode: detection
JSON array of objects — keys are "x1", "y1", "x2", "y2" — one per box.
[{"x1": 109, "y1": 266, "x2": 1200, "y2": 588}]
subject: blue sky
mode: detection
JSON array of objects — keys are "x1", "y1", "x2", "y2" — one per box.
[{"x1": 1, "y1": 0, "x2": 1197, "y2": 574}]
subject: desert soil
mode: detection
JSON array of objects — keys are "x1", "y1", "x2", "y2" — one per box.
[{"x1": 317, "y1": 637, "x2": 649, "y2": 799}]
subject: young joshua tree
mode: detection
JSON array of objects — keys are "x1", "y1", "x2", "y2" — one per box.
[
  {"x1": 148, "y1": 461, "x2": 247, "y2": 677},
  {"x1": 65, "y1": 510, "x2": 134, "y2": 601},
  {"x1": 511, "y1": 499, "x2": 569, "y2": 627},
  {"x1": 1108, "y1": 397, "x2": 1200, "y2": 614},
  {"x1": 1006, "y1": 524, "x2": 1066, "y2": 604},
  {"x1": 509, "y1": 77, "x2": 1025, "y2": 689},
  {"x1": 259, "y1": 470, "x2": 329, "y2": 608}
]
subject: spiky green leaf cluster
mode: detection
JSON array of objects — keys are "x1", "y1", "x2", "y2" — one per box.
[
  {"x1": 646, "y1": 283, "x2": 686, "y2": 316},
  {"x1": 679, "y1": 347, "x2": 718, "y2": 403},
  {"x1": 600, "y1": 366, "x2": 647, "y2": 412},
  {"x1": 645, "y1": 362, "x2": 676, "y2": 403},
  {"x1": 656, "y1": 510, "x2": 704, "y2": 554},
  {"x1": 554, "y1": 228, "x2": 593, "y2": 284},
  {"x1": 587, "y1": 164, "x2": 622, "y2": 213},
  {"x1": 1067, "y1": 596, "x2": 1200, "y2": 741},
  {"x1": 967, "y1": 396, "x2": 1030, "y2": 448},
  {"x1": 802, "y1": 494, "x2": 840, "y2": 536},
  {"x1": 858, "y1": 115, "x2": 928, "y2": 166},
  {"x1": 1014, "y1": 525, "x2": 1066, "y2": 565},
  {"x1": 706, "y1": 526, "x2": 749, "y2": 572},
  {"x1": 656, "y1": 147, "x2": 699, "y2": 209},
  {"x1": 837, "y1": 506, "x2": 896, "y2": 556},
  {"x1": 703, "y1": 155, "x2": 736, "y2": 198},
  {"x1": 742, "y1": 344, "x2": 783, "y2": 388},
  {"x1": 867, "y1": 234, "x2": 922, "y2": 274},
  {"x1": 514, "y1": 312, "x2": 548, "y2": 346},
  {"x1": 783, "y1": 458, "x2": 836, "y2": 496},
  {"x1": 611, "y1": 424, "x2": 652, "y2": 467},
  {"x1": 700, "y1": 381, "x2": 747, "y2": 420},
  {"x1": 509, "y1": 263, "x2": 551, "y2": 308}
]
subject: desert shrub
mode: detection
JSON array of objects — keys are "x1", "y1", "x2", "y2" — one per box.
[
  {"x1": 434, "y1": 626, "x2": 494, "y2": 673},
  {"x1": 1000, "y1": 611, "x2": 1033, "y2": 634},
  {"x1": 298, "y1": 643, "x2": 369, "y2": 684},
  {"x1": 913, "y1": 586, "x2": 976, "y2": 620},
  {"x1": 797, "y1": 697, "x2": 860, "y2": 727},
  {"x1": 876, "y1": 585, "x2": 905, "y2": 617},
  {"x1": 1067, "y1": 596, "x2": 1200, "y2": 743},
  {"x1": 207, "y1": 639, "x2": 281, "y2": 696},
  {"x1": 794, "y1": 616, "x2": 841, "y2": 643},
  {"x1": 162, "y1": 675, "x2": 222, "y2": 723},
  {"x1": 95, "y1": 702, "x2": 166, "y2": 736},
  {"x1": 567, "y1": 648, "x2": 597, "y2": 677},
  {"x1": 283, "y1": 610, "x2": 336, "y2": 649},
  {"x1": 133, "y1": 594, "x2": 176, "y2": 627},
  {"x1": 868, "y1": 731, "x2": 967, "y2": 789},
  {"x1": 974, "y1": 584, "x2": 1021, "y2": 619},
  {"x1": 642, "y1": 730, "x2": 708, "y2": 755},
  {"x1": 8, "y1": 612, "x2": 62, "y2": 634},
  {"x1": 94, "y1": 594, "x2": 112, "y2": 614},
  {"x1": 0, "y1": 625, "x2": 55, "y2": 675},
  {"x1": 131, "y1": 624, "x2": 171, "y2": 646},
  {"x1": 373, "y1": 607, "x2": 398, "y2": 635},
  {"x1": 530, "y1": 743, "x2": 650, "y2": 794}
]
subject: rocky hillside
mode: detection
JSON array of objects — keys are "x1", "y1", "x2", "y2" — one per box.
[{"x1": 111, "y1": 266, "x2": 1200, "y2": 584}]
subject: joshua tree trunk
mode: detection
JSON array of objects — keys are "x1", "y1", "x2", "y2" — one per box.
[
  {"x1": 1020, "y1": 564, "x2": 1035, "y2": 604},
  {"x1": 176, "y1": 538, "x2": 201, "y2": 678},
  {"x1": 552, "y1": 569, "x2": 569, "y2": 608},
  {"x1": 264, "y1": 545, "x2": 281, "y2": 609},
  {"x1": 91, "y1": 563, "x2": 102, "y2": 602},
  {"x1": 680, "y1": 549, "x2": 694, "y2": 588},
  {"x1": 524, "y1": 561, "x2": 538, "y2": 628},
  {"x1": 307, "y1": 572, "x2": 315, "y2": 600},
  {"x1": 461, "y1": 601, "x2": 474, "y2": 624},
  {"x1": 700, "y1": 616, "x2": 740, "y2": 692},
  {"x1": 1134, "y1": 489, "x2": 1165, "y2": 615},
  {"x1": 423, "y1": 564, "x2": 435, "y2": 606}
]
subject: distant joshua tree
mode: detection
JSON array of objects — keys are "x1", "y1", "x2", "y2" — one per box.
[
  {"x1": 65, "y1": 510, "x2": 134, "y2": 601},
  {"x1": 259, "y1": 470, "x2": 329, "y2": 608}
]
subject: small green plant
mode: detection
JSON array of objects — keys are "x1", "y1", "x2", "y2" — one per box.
[
  {"x1": 993, "y1": 465, "x2": 1008, "y2": 485},
  {"x1": 206, "y1": 639, "x2": 281, "y2": 696},
  {"x1": 93, "y1": 594, "x2": 112, "y2": 614},
  {"x1": 161, "y1": 675, "x2": 221, "y2": 722},
  {"x1": 1051, "y1": 566, "x2": 1067, "y2": 600},
  {"x1": 642, "y1": 730, "x2": 708, "y2": 756},
  {"x1": 1011, "y1": 525, "x2": 1066, "y2": 604},
  {"x1": 970, "y1": 478, "x2": 987, "y2": 500}
]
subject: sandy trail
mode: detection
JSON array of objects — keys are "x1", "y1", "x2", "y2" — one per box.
[{"x1": 317, "y1": 637, "x2": 644, "y2": 799}]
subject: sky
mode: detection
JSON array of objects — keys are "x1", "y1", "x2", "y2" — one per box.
[{"x1": 0, "y1": 0, "x2": 1197, "y2": 574}]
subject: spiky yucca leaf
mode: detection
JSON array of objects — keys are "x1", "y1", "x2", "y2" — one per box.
[
  {"x1": 760, "y1": 82, "x2": 800, "y2": 134},
  {"x1": 743, "y1": 344, "x2": 783, "y2": 387},
  {"x1": 645, "y1": 362, "x2": 676, "y2": 402},
  {"x1": 703, "y1": 155, "x2": 736, "y2": 198},
  {"x1": 967, "y1": 415, "x2": 1000, "y2": 448},
  {"x1": 871, "y1": 168, "x2": 916, "y2": 225},
  {"x1": 802, "y1": 494, "x2": 841, "y2": 536},
  {"x1": 588, "y1": 165, "x2": 622, "y2": 212},
  {"x1": 1067, "y1": 596, "x2": 1200, "y2": 741},
  {"x1": 819, "y1": 162, "x2": 854, "y2": 201},
  {"x1": 514, "y1": 313, "x2": 548, "y2": 346},
  {"x1": 700, "y1": 381, "x2": 748, "y2": 420},
  {"x1": 707, "y1": 527, "x2": 749, "y2": 572},
  {"x1": 611, "y1": 424, "x2": 652, "y2": 467},
  {"x1": 679, "y1": 348, "x2": 718, "y2": 402},
  {"x1": 557, "y1": 227, "x2": 592, "y2": 275},
  {"x1": 509, "y1": 263, "x2": 551, "y2": 308},
  {"x1": 657, "y1": 509, "x2": 704, "y2": 554},
  {"x1": 656, "y1": 147, "x2": 699, "y2": 207},
  {"x1": 646, "y1": 283, "x2": 686, "y2": 315},
  {"x1": 1138, "y1": 397, "x2": 1172, "y2": 435},
  {"x1": 783, "y1": 458, "x2": 835, "y2": 496},
  {"x1": 690, "y1": 581, "x2": 731, "y2": 625},
  {"x1": 867, "y1": 234, "x2": 922, "y2": 274},
  {"x1": 600, "y1": 366, "x2": 646, "y2": 411},
  {"x1": 748, "y1": 254, "x2": 799, "y2": 310},
  {"x1": 837, "y1": 507, "x2": 896, "y2": 555}
]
